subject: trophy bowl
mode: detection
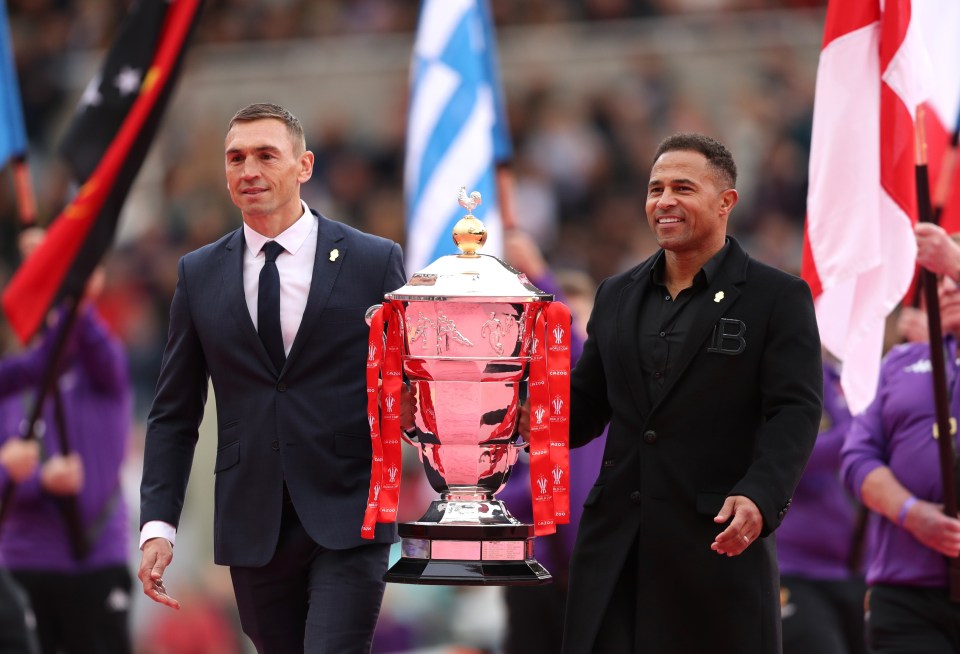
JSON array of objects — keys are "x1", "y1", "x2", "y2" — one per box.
[{"x1": 371, "y1": 191, "x2": 557, "y2": 585}]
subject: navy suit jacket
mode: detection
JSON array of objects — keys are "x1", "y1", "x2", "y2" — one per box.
[{"x1": 140, "y1": 210, "x2": 406, "y2": 567}]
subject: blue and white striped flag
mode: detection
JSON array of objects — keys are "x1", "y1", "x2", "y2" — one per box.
[
  {"x1": 0, "y1": 0, "x2": 27, "y2": 167},
  {"x1": 404, "y1": 0, "x2": 512, "y2": 274}
]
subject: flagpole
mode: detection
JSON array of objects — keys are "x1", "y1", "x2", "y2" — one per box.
[
  {"x1": 0, "y1": 296, "x2": 89, "y2": 561},
  {"x1": 914, "y1": 106, "x2": 960, "y2": 601},
  {"x1": 11, "y1": 155, "x2": 36, "y2": 226},
  {"x1": 910, "y1": 107, "x2": 960, "y2": 308}
]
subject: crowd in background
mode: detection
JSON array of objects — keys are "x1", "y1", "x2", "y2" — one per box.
[{"x1": 1, "y1": 1, "x2": 824, "y2": 652}]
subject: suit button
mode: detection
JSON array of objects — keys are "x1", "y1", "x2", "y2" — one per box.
[
  {"x1": 277, "y1": 382, "x2": 287, "y2": 392},
  {"x1": 642, "y1": 430, "x2": 657, "y2": 444},
  {"x1": 777, "y1": 510, "x2": 785, "y2": 520},
  {"x1": 271, "y1": 440, "x2": 280, "y2": 451},
  {"x1": 630, "y1": 491, "x2": 642, "y2": 504}
]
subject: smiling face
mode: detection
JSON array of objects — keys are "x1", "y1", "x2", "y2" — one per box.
[
  {"x1": 224, "y1": 118, "x2": 313, "y2": 230},
  {"x1": 645, "y1": 149, "x2": 738, "y2": 258}
]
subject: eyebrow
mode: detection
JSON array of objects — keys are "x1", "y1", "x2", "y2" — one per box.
[
  {"x1": 648, "y1": 177, "x2": 697, "y2": 188},
  {"x1": 225, "y1": 145, "x2": 282, "y2": 156}
]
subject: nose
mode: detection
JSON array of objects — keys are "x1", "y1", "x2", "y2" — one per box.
[
  {"x1": 239, "y1": 157, "x2": 260, "y2": 180},
  {"x1": 656, "y1": 190, "x2": 677, "y2": 209}
]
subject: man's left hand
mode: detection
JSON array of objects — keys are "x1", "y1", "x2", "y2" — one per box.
[{"x1": 710, "y1": 495, "x2": 762, "y2": 557}]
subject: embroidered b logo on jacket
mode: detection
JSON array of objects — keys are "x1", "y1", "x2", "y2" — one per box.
[{"x1": 707, "y1": 318, "x2": 746, "y2": 355}]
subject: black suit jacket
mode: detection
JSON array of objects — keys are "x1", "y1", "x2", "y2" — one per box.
[
  {"x1": 562, "y1": 237, "x2": 822, "y2": 654},
  {"x1": 140, "y1": 210, "x2": 406, "y2": 567}
]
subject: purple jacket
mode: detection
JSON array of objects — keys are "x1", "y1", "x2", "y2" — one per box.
[
  {"x1": 841, "y1": 338, "x2": 959, "y2": 588},
  {"x1": 777, "y1": 361, "x2": 858, "y2": 580},
  {"x1": 0, "y1": 308, "x2": 132, "y2": 572}
]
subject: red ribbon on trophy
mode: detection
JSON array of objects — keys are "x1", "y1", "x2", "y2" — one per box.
[
  {"x1": 527, "y1": 302, "x2": 572, "y2": 536},
  {"x1": 362, "y1": 304, "x2": 405, "y2": 539}
]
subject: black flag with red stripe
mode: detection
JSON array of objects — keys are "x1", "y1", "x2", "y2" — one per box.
[{"x1": 2, "y1": 0, "x2": 204, "y2": 343}]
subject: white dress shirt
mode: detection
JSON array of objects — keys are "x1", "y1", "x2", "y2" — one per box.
[{"x1": 140, "y1": 202, "x2": 318, "y2": 549}]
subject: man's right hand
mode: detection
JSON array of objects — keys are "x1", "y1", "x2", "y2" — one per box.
[{"x1": 138, "y1": 537, "x2": 180, "y2": 610}]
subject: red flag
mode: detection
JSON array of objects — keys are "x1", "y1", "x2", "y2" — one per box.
[
  {"x1": 1, "y1": 0, "x2": 204, "y2": 344},
  {"x1": 801, "y1": 0, "x2": 958, "y2": 413}
]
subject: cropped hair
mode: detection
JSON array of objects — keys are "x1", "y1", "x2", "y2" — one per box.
[
  {"x1": 228, "y1": 103, "x2": 306, "y2": 153},
  {"x1": 653, "y1": 133, "x2": 737, "y2": 188}
]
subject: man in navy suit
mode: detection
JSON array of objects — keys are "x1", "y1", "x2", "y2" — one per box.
[{"x1": 137, "y1": 103, "x2": 406, "y2": 654}]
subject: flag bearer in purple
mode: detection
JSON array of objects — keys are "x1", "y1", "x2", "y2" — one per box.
[
  {"x1": 841, "y1": 222, "x2": 960, "y2": 653},
  {"x1": 0, "y1": 264, "x2": 134, "y2": 654},
  {"x1": 778, "y1": 356, "x2": 867, "y2": 654}
]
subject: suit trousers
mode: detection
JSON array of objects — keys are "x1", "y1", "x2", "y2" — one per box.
[{"x1": 230, "y1": 497, "x2": 390, "y2": 654}]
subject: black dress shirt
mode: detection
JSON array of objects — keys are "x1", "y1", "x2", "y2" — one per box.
[{"x1": 638, "y1": 240, "x2": 730, "y2": 405}]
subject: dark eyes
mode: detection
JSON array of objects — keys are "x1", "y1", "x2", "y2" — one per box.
[
  {"x1": 648, "y1": 185, "x2": 692, "y2": 196},
  {"x1": 228, "y1": 153, "x2": 276, "y2": 163}
]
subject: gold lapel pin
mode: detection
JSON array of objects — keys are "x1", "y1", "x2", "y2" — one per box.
[
  {"x1": 714, "y1": 291, "x2": 725, "y2": 303},
  {"x1": 329, "y1": 249, "x2": 340, "y2": 262}
]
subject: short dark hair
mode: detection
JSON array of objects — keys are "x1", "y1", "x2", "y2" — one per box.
[
  {"x1": 652, "y1": 133, "x2": 737, "y2": 188},
  {"x1": 228, "y1": 103, "x2": 305, "y2": 153}
]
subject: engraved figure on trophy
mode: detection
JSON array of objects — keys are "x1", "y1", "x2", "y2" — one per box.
[
  {"x1": 435, "y1": 313, "x2": 473, "y2": 352},
  {"x1": 408, "y1": 311, "x2": 436, "y2": 351},
  {"x1": 480, "y1": 312, "x2": 516, "y2": 356}
]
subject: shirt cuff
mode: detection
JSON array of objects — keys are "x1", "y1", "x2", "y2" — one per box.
[{"x1": 140, "y1": 521, "x2": 177, "y2": 550}]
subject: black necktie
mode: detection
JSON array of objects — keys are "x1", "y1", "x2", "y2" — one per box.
[{"x1": 258, "y1": 241, "x2": 286, "y2": 372}]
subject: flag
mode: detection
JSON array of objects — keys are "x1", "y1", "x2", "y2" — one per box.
[
  {"x1": 58, "y1": 0, "x2": 170, "y2": 183},
  {"x1": 0, "y1": 0, "x2": 27, "y2": 166},
  {"x1": 1, "y1": 0, "x2": 204, "y2": 344},
  {"x1": 404, "y1": 0, "x2": 512, "y2": 275},
  {"x1": 913, "y1": 4, "x2": 960, "y2": 234},
  {"x1": 801, "y1": 0, "x2": 956, "y2": 414}
]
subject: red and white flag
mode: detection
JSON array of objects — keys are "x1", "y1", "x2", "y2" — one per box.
[{"x1": 802, "y1": 0, "x2": 959, "y2": 414}]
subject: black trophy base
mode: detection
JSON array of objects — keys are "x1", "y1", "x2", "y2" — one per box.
[{"x1": 383, "y1": 522, "x2": 552, "y2": 586}]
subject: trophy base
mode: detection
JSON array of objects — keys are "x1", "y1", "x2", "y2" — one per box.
[{"x1": 384, "y1": 522, "x2": 552, "y2": 586}]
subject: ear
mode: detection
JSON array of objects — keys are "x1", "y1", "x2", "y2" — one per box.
[
  {"x1": 718, "y1": 188, "x2": 739, "y2": 218},
  {"x1": 298, "y1": 150, "x2": 315, "y2": 184}
]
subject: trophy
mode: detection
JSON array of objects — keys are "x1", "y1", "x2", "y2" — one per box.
[{"x1": 364, "y1": 188, "x2": 570, "y2": 585}]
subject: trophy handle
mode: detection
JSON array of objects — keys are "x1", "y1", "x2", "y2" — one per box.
[{"x1": 365, "y1": 303, "x2": 382, "y2": 326}]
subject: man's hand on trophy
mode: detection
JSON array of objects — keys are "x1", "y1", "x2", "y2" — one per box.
[
  {"x1": 400, "y1": 384, "x2": 417, "y2": 434},
  {"x1": 518, "y1": 399, "x2": 531, "y2": 448}
]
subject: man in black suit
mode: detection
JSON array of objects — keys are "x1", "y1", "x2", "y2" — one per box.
[
  {"x1": 548, "y1": 133, "x2": 822, "y2": 653},
  {"x1": 137, "y1": 103, "x2": 407, "y2": 653}
]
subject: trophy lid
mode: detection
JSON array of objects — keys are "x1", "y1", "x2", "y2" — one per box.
[{"x1": 387, "y1": 188, "x2": 553, "y2": 303}]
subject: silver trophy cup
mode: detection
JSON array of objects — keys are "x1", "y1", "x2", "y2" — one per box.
[{"x1": 374, "y1": 190, "x2": 555, "y2": 585}]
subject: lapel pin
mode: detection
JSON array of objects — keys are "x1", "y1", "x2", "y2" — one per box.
[
  {"x1": 714, "y1": 291, "x2": 725, "y2": 303},
  {"x1": 329, "y1": 249, "x2": 340, "y2": 262}
]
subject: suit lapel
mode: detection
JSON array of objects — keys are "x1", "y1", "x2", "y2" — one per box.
[
  {"x1": 285, "y1": 212, "x2": 346, "y2": 367},
  {"x1": 616, "y1": 262, "x2": 655, "y2": 417},
  {"x1": 652, "y1": 240, "x2": 748, "y2": 405},
  {"x1": 221, "y1": 229, "x2": 277, "y2": 372}
]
